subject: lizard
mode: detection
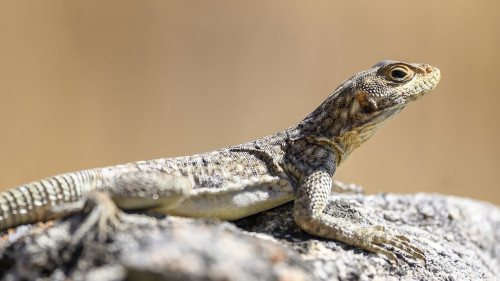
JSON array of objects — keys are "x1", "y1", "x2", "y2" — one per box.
[{"x1": 0, "y1": 60, "x2": 440, "y2": 265}]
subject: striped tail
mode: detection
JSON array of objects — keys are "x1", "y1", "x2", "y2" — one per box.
[{"x1": 0, "y1": 169, "x2": 104, "y2": 231}]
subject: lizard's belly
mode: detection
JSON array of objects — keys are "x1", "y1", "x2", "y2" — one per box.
[{"x1": 158, "y1": 177, "x2": 296, "y2": 221}]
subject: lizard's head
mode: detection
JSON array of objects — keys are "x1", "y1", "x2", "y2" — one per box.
[
  {"x1": 321, "y1": 60, "x2": 440, "y2": 163},
  {"x1": 350, "y1": 60, "x2": 440, "y2": 118}
]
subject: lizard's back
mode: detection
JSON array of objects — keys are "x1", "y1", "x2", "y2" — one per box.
[{"x1": 116, "y1": 132, "x2": 298, "y2": 219}]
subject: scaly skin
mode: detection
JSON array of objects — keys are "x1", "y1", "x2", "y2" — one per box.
[{"x1": 0, "y1": 60, "x2": 440, "y2": 265}]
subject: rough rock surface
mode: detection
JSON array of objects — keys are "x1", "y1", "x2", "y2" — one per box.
[{"x1": 0, "y1": 192, "x2": 499, "y2": 281}]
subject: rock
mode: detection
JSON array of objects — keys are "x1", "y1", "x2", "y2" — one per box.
[{"x1": 0, "y1": 192, "x2": 499, "y2": 280}]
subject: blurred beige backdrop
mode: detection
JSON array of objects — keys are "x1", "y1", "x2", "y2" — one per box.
[{"x1": 0, "y1": 1, "x2": 499, "y2": 205}]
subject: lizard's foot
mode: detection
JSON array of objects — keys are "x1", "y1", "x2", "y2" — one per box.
[
  {"x1": 353, "y1": 226, "x2": 426, "y2": 266},
  {"x1": 71, "y1": 190, "x2": 123, "y2": 243}
]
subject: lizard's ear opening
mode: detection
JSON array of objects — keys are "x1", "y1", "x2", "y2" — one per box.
[{"x1": 356, "y1": 92, "x2": 378, "y2": 113}]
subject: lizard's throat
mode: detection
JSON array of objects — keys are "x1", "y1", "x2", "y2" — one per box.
[
  {"x1": 332, "y1": 120, "x2": 385, "y2": 166},
  {"x1": 332, "y1": 130, "x2": 363, "y2": 165}
]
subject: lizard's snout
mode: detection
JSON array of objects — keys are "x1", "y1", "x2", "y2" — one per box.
[
  {"x1": 425, "y1": 65, "x2": 436, "y2": 73},
  {"x1": 416, "y1": 64, "x2": 441, "y2": 87},
  {"x1": 415, "y1": 63, "x2": 439, "y2": 74},
  {"x1": 420, "y1": 64, "x2": 440, "y2": 77},
  {"x1": 426, "y1": 64, "x2": 441, "y2": 83}
]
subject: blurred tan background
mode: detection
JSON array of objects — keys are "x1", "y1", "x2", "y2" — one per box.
[{"x1": 0, "y1": 1, "x2": 499, "y2": 205}]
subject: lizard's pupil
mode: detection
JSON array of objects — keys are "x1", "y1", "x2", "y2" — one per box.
[{"x1": 391, "y1": 70, "x2": 406, "y2": 79}]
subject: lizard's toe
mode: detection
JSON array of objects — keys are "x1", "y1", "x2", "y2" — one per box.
[
  {"x1": 353, "y1": 226, "x2": 426, "y2": 265},
  {"x1": 72, "y1": 190, "x2": 123, "y2": 243}
]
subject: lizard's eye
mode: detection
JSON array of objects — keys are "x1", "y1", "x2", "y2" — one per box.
[{"x1": 388, "y1": 66, "x2": 412, "y2": 82}]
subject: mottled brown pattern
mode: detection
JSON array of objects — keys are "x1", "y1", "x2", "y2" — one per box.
[{"x1": 0, "y1": 61, "x2": 440, "y2": 264}]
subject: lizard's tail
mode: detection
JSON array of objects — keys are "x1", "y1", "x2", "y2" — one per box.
[{"x1": 0, "y1": 169, "x2": 104, "y2": 231}]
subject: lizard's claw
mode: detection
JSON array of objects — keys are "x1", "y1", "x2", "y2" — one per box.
[{"x1": 353, "y1": 226, "x2": 426, "y2": 266}]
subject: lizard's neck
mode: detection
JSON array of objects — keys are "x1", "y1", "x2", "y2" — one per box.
[{"x1": 288, "y1": 89, "x2": 363, "y2": 165}]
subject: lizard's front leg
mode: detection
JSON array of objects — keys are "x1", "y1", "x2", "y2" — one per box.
[{"x1": 293, "y1": 169, "x2": 425, "y2": 265}]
